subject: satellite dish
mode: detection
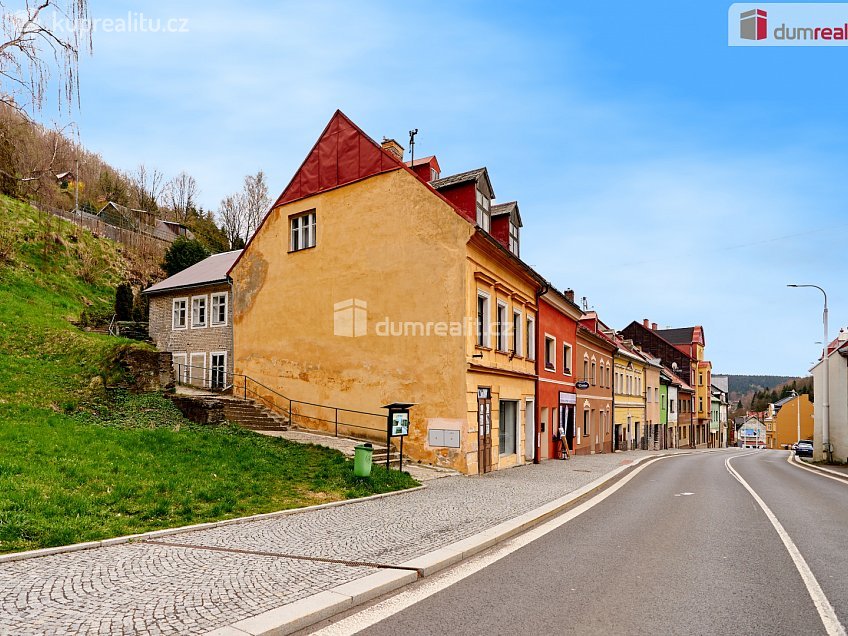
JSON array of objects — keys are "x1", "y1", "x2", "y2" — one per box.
[{"x1": 672, "y1": 362, "x2": 679, "y2": 371}]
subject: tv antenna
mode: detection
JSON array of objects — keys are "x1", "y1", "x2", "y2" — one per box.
[{"x1": 409, "y1": 129, "x2": 418, "y2": 166}]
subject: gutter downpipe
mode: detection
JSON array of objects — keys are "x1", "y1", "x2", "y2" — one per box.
[{"x1": 534, "y1": 282, "x2": 549, "y2": 464}]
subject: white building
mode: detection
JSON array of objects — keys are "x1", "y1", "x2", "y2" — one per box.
[
  {"x1": 737, "y1": 415, "x2": 766, "y2": 448},
  {"x1": 810, "y1": 328, "x2": 848, "y2": 463}
]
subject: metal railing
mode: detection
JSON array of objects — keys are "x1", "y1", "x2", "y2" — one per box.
[{"x1": 174, "y1": 363, "x2": 388, "y2": 442}]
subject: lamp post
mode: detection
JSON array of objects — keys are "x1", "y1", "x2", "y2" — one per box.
[
  {"x1": 787, "y1": 284, "x2": 830, "y2": 462},
  {"x1": 790, "y1": 389, "x2": 801, "y2": 446}
]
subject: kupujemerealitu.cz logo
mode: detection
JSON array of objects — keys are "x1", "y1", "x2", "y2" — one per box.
[
  {"x1": 729, "y1": 3, "x2": 848, "y2": 46},
  {"x1": 4, "y1": 9, "x2": 190, "y2": 34}
]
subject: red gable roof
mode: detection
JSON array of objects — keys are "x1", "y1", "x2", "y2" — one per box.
[{"x1": 273, "y1": 110, "x2": 405, "y2": 207}]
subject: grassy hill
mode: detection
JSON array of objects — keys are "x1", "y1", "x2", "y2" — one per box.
[{"x1": 0, "y1": 196, "x2": 415, "y2": 553}]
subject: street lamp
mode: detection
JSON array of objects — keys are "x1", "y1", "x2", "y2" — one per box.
[
  {"x1": 787, "y1": 284, "x2": 830, "y2": 463},
  {"x1": 790, "y1": 389, "x2": 801, "y2": 448}
]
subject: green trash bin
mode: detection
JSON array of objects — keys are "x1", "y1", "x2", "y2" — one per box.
[{"x1": 354, "y1": 443, "x2": 373, "y2": 477}]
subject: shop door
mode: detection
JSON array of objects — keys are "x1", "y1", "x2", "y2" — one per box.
[{"x1": 477, "y1": 388, "x2": 492, "y2": 474}]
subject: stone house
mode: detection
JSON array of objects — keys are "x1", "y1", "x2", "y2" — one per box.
[{"x1": 143, "y1": 250, "x2": 241, "y2": 389}]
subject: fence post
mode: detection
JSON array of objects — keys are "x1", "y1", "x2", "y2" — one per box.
[
  {"x1": 243, "y1": 377, "x2": 247, "y2": 400},
  {"x1": 335, "y1": 408, "x2": 338, "y2": 437}
]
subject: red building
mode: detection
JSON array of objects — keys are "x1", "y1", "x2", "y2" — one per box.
[{"x1": 535, "y1": 286, "x2": 582, "y2": 459}]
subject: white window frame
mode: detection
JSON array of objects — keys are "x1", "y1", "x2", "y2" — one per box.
[
  {"x1": 172, "y1": 352, "x2": 187, "y2": 383},
  {"x1": 210, "y1": 292, "x2": 228, "y2": 327},
  {"x1": 290, "y1": 210, "x2": 316, "y2": 252},
  {"x1": 191, "y1": 295, "x2": 208, "y2": 329},
  {"x1": 210, "y1": 351, "x2": 228, "y2": 389},
  {"x1": 476, "y1": 189, "x2": 491, "y2": 232},
  {"x1": 476, "y1": 290, "x2": 491, "y2": 348},
  {"x1": 509, "y1": 221, "x2": 519, "y2": 255},
  {"x1": 562, "y1": 343, "x2": 572, "y2": 376},
  {"x1": 544, "y1": 334, "x2": 556, "y2": 371},
  {"x1": 496, "y1": 301, "x2": 508, "y2": 352},
  {"x1": 512, "y1": 309, "x2": 523, "y2": 356},
  {"x1": 172, "y1": 297, "x2": 188, "y2": 330},
  {"x1": 526, "y1": 316, "x2": 536, "y2": 361}
]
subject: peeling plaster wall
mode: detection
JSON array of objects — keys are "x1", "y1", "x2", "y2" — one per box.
[{"x1": 231, "y1": 169, "x2": 473, "y2": 470}]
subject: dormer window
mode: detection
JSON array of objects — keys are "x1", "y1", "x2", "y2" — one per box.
[
  {"x1": 430, "y1": 167, "x2": 439, "y2": 181},
  {"x1": 509, "y1": 220, "x2": 519, "y2": 255},
  {"x1": 476, "y1": 189, "x2": 491, "y2": 231}
]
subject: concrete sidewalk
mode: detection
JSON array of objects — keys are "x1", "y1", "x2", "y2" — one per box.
[{"x1": 0, "y1": 449, "x2": 705, "y2": 635}]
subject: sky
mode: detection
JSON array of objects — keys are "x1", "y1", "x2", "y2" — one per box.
[{"x1": 29, "y1": 0, "x2": 848, "y2": 376}]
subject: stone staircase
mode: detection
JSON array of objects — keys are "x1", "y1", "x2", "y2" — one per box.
[
  {"x1": 219, "y1": 397, "x2": 289, "y2": 432},
  {"x1": 371, "y1": 445, "x2": 403, "y2": 468},
  {"x1": 170, "y1": 391, "x2": 289, "y2": 432}
]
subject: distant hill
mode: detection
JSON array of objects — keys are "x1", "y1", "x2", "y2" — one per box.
[
  {"x1": 715, "y1": 374, "x2": 813, "y2": 414},
  {"x1": 719, "y1": 375, "x2": 798, "y2": 396}
]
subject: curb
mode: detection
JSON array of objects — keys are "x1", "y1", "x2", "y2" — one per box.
[
  {"x1": 210, "y1": 451, "x2": 688, "y2": 636},
  {"x1": 792, "y1": 453, "x2": 848, "y2": 481},
  {"x1": 0, "y1": 485, "x2": 427, "y2": 564}
]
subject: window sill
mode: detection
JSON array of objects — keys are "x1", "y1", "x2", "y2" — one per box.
[
  {"x1": 475, "y1": 345, "x2": 492, "y2": 352},
  {"x1": 288, "y1": 244, "x2": 317, "y2": 254}
]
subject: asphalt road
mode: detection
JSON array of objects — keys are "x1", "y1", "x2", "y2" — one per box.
[{"x1": 313, "y1": 450, "x2": 848, "y2": 636}]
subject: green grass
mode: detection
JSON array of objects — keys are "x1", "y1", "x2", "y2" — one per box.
[{"x1": 0, "y1": 196, "x2": 417, "y2": 553}]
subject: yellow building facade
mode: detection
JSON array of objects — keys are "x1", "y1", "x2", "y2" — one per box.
[
  {"x1": 767, "y1": 394, "x2": 814, "y2": 449},
  {"x1": 612, "y1": 343, "x2": 647, "y2": 450},
  {"x1": 229, "y1": 111, "x2": 540, "y2": 474}
]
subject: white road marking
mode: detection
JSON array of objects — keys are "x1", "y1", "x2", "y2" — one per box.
[
  {"x1": 786, "y1": 453, "x2": 848, "y2": 485},
  {"x1": 309, "y1": 455, "x2": 671, "y2": 636},
  {"x1": 726, "y1": 454, "x2": 846, "y2": 636}
]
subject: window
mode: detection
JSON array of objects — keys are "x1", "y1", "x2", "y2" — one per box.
[
  {"x1": 211, "y1": 292, "x2": 228, "y2": 326},
  {"x1": 476, "y1": 189, "x2": 491, "y2": 231},
  {"x1": 699, "y1": 373, "x2": 703, "y2": 386},
  {"x1": 699, "y1": 397, "x2": 704, "y2": 413},
  {"x1": 605, "y1": 364, "x2": 610, "y2": 388},
  {"x1": 627, "y1": 375, "x2": 632, "y2": 395},
  {"x1": 499, "y1": 400, "x2": 517, "y2": 455},
  {"x1": 584, "y1": 360, "x2": 590, "y2": 383},
  {"x1": 509, "y1": 221, "x2": 519, "y2": 256},
  {"x1": 671, "y1": 399, "x2": 675, "y2": 413},
  {"x1": 496, "y1": 302, "x2": 507, "y2": 352},
  {"x1": 172, "y1": 352, "x2": 187, "y2": 383},
  {"x1": 562, "y1": 344, "x2": 572, "y2": 375},
  {"x1": 191, "y1": 296, "x2": 207, "y2": 328},
  {"x1": 172, "y1": 298, "x2": 187, "y2": 330},
  {"x1": 210, "y1": 352, "x2": 227, "y2": 389},
  {"x1": 655, "y1": 387, "x2": 659, "y2": 402},
  {"x1": 430, "y1": 167, "x2": 439, "y2": 181},
  {"x1": 544, "y1": 336, "x2": 556, "y2": 371},
  {"x1": 476, "y1": 292, "x2": 490, "y2": 347},
  {"x1": 513, "y1": 310, "x2": 522, "y2": 356},
  {"x1": 526, "y1": 317, "x2": 536, "y2": 360},
  {"x1": 583, "y1": 410, "x2": 590, "y2": 437},
  {"x1": 591, "y1": 362, "x2": 597, "y2": 386},
  {"x1": 290, "y1": 210, "x2": 316, "y2": 251}
]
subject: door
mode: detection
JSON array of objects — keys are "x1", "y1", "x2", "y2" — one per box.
[
  {"x1": 540, "y1": 407, "x2": 550, "y2": 459},
  {"x1": 210, "y1": 352, "x2": 226, "y2": 390},
  {"x1": 189, "y1": 352, "x2": 206, "y2": 388},
  {"x1": 477, "y1": 388, "x2": 492, "y2": 474},
  {"x1": 561, "y1": 405, "x2": 574, "y2": 452},
  {"x1": 524, "y1": 399, "x2": 535, "y2": 461}
]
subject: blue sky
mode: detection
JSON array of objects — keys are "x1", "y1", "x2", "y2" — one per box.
[{"x1": 40, "y1": 0, "x2": 848, "y2": 376}]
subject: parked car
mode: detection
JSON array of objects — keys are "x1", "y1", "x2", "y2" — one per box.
[{"x1": 794, "y1": 440, "x2": 813, "y2": 457}]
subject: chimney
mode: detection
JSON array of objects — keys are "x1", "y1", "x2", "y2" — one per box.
[
  {"x1": 643, "y1": 319, "x2": 649, "y2": 328},
  {"x1": 381, "y1": 138, "x2": 404, "y2": 161},
  {"x1": 652, "y1": 322, "x2": 657, "y2": 331},
  {"x1": 564, "y1": 289, "x2": 575, "y2": 303}
]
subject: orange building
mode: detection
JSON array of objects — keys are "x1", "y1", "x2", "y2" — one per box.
[{"x1": 766, "y1": 394, "x2": 814, "y2": 449}]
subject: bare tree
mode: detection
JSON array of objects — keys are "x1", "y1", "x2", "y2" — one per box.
[
  {"x1": 0, "y1": 0, "x2": 92, "y2": 116},
  {"x1": 130, "y1": 163, "x2": 163, "y2": 212},
  {"x1": 242, "y1": 170, "x2": 270, "y2": 240},
  {"x1": 218, "y1": 193, "x2": 246, "y2": 250},
  {"x1": 164, "y1": 171, "x2": 198, "y2": 223}
]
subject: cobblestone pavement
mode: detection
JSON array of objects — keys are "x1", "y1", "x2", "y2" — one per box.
[{"x1": 0, "y1": 449, "x2": 692, "y2": 635}]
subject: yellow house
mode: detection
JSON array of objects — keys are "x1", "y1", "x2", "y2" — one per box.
[
  {"x1": 229, "y1": 111, "x2": 542, "y2": 474},
  {"x1": 766, "y1": 394, "x2": 814, "y2": 448},
  {"x1": 605, "y1": 331, "x2": 646, "y2": 451}
]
